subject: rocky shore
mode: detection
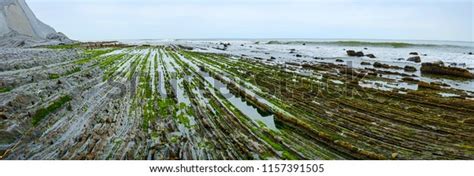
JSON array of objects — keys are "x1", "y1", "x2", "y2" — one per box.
[{"x1": 1, "y1": 42, "x2": 473, "y2": 160}]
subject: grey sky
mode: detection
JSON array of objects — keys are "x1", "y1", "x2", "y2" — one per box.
[{"x1": 27, "y1": 0, "x2": 473, "y2": 41}]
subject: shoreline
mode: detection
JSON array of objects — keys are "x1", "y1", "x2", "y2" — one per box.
[{"x1": 1, "y1": 42, "x2": 473, "y2": 160}]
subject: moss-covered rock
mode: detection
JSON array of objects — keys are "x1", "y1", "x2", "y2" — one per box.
[
  {"x1": 347, "y1": 50, "x2": 364, "y2": 57},
  {"x1": 361, "y1": 62, "x2": 371, "y2": 65},
  {"x1": 365, "y1": 54, "x2": 376, "y2": 58},
  {"x1": 407, "y1": 56, "x2": 421, "y2": 63},
  {"x1": 404, "y1": 66, "x2": 417, "y2": 72},
  {"x1": 0, "y1": 131, "x2": 18, "y2": 145},
  {"x1": 373, "y1": 62, "x2": 402, "y2": 69},
  {"x1": 421, "y1": 62, "x2": 474, "y2": 79}
]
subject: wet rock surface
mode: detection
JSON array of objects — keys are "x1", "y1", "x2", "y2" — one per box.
[
  {"x1": 361, "y1": 62, "x2": 371, "y2": 65},
  {"x1": 365, "y1": 54, "x2": 376, "y2": 58},
  {"x1": 421, "y1": 62, "x2": 474, "y2": 79},
  {"x1": 1, "y1": 44, "x2": 474, "y2": 160},
  {"x1": 404, "y1": 66, "x2": 417, "y2": 72},
  {"x1": 346, "y1": 50, "x2": 364, "y2": 57},
  {"x1": 407, "y1": 56, "x2": 421, "y2": 63},
  {"x1": 373, "y1": 62, "x2": 402, "y2": 69}
]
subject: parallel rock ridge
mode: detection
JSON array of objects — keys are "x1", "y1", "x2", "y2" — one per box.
[
  {"x1": 1, "y1": 45, "x2": 473, "y2": 160},
  {"x1": 0, "y1": 0, "x2": 72, "y2": 47}
]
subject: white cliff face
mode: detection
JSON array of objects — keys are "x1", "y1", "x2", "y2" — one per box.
[
  {"x1": 0, "y1": 11, "x2": 9, "y2": 34},
  {"x1": 0, "y1": 0, "x2": 56, "y2": 39},
  {"x1": 0, "y1": 0, "x2": 71, "y2": 47}
]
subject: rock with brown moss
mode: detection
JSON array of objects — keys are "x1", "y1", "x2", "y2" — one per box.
[
  {"x1": 402, "y1": 77, "x2": 417, "y2": 82},
  {"x1": 407, "y1": 56, "x2": 421, "y2": 63},
  {"x1": 373, "y1": 62, "x2": 386, "y2": 68},
  {"x1": 463, "y1": 118, "x2": 474, "y2": 124},
  {"x1": 347, "y1": 50, "x2": 364, "y2": 57},
  {"x1": 404, "y1": 66, "x2": 417, "y2": 72},
  {"x1": 346, "y1": 50, "x2": 356, "y2": 56},
  {"x1": 417, "y1": 81, "x2": 441, "y2": 90},
  {"x1": 360, "y1": 62, "x2": 371, "y2": 65},
  {"x1": 430, "y1": 81, "x2": 450, "y2": 87},
  {"x1": 365, "y1": 54, "x2": 376, "y2": 58},
  {"x1": 421, "y1": 62, "x2": 474, "y2": 79},
  {"x1": 373, "y1": 62, "x2": 402, "y2": 69}
]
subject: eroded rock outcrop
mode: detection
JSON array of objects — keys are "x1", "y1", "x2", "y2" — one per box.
[
  {"x1": 346, "y1": 50, "x2": 364, "y2": 57},
  {"x1": 0, "y1": 0, "x2": 73, "y2": 47},
  {"x1": 407, "y1": 56, "x2": 421, "y2": 63},
  {"x1": 421, "y1": 62, "x2": 474, "y2": 79}
]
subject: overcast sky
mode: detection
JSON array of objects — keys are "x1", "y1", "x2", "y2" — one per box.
[{"x1": 27, "y1": 0, "x2": 473, "y2": 41}]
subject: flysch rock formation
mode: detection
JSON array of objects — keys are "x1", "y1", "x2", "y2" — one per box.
[{"x1": 0, "y1": 0, "x2": 73, "y2": 47}]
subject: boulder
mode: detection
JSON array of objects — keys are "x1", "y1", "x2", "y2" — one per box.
[
  {"x1": 346, "y1": 50, "x2": 364, "y2": 57},
  {"x1": 402, "y1": 77, "x2": 417, "y2": 82},
  {"x1": 409, "y1": 52, "x2": 419, "y2": 55},
  {"x1": 355, "y1": 51, "x2": 365, "y2": 57},
  {"x1": 360, "y1": 62, "x2": 371, "y2": 65},
  {"x1": 418, "y1": 81, "x2": 441, "y2": 90},
  {"x1": 373, "y1": 62, "x2": 385, "y2": 68},
  {"x1": 407, "y1": 56, "x2": 421, "y2": 63},
  {"x1": 346, "y1": 50, "x2": 357, "y2": 56},
  {"x1": 365, "y1": 54, "x2": 376, "y2": 58},
  {"x1": 404, "y1": 66, "x2": 417, "y2": 72},
  {"x1": 373, "y1": 62, "x2": 402, "y2": 69},
  {"x1": 421, "y1": 62, "x2": 474, "y2": 79}
]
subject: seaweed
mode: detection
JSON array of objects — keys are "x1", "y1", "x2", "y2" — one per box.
[
  {"x1": 32, "y1": 95, "x2": 72, "y2": 126},
  {"x1": 0, "y1": 87, "x2": 12, "y2": 93}
]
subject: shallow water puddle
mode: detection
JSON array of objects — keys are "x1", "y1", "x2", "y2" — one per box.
[
  {"x1": 359, "y1": 80, "x2": 418, "y2": 91},
  {"x1": 208, "y1": 73, "x2": 279, "y2": 131},
  {"x1": 438, "y1": 92, "x2": 461, "y2": 98},
  {"x1": 180, "y1": 54, "x2": 279, "y2": 131}
]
